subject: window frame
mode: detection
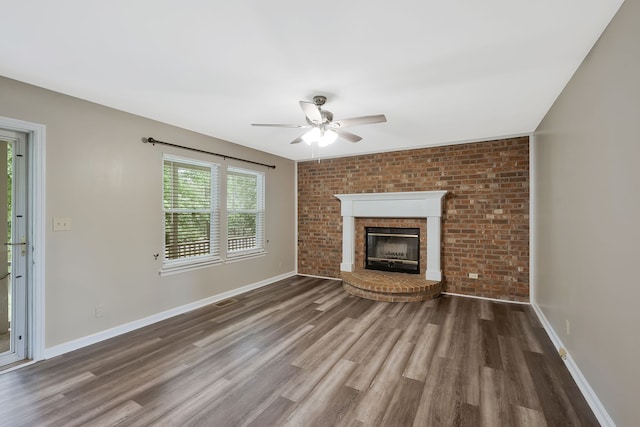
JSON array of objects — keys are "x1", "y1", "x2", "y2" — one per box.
[
  {"x1": 226, "y1": 166, "x2": 266, "y2": 259},
  {"x1": 161, "y1": 154, "x2": 221, "y2": 275}
]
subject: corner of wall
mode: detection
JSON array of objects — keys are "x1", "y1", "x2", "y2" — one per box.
[
  {"x1": 529, "y1": 133, "x2": 535, "y2": 304},
  {"x1": 294, "y1": 161, "x2": 299, "y2": 275},
  {"x1": 530, "y1": 301, "x2": 616, "y2": 427}
]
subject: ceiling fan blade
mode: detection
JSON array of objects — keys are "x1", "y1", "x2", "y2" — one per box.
[
  {"x1": 335, "y1": 129, "x2": 363, "y2": 143},
  {"x1": 290, "y1": 135, "x2": 305, "y2": 144},
  {"x1": 299, "y1": 101, "x2": 323, "y2": 124},
  {"x1": 251, "y1": 123, "x2": 308, "y2": 128},
  {"x1": 331, "y1": 114, "x2": 387, "y2": 129}
]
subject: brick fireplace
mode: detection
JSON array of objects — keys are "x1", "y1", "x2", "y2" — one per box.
[
  {"x1": 335, "y1": 191, "x2": 447, "y2": 302},
  {"x1": 335, "y1": 191, "x2": 447, "y2": 280}
]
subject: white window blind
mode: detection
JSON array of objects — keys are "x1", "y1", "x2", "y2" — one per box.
[
  {"x1": 227, "y1": 167, "x2": 265, "y2": 255},
  {"x1": 163, "y1": 156, "x2": 219, "y2": 262}
]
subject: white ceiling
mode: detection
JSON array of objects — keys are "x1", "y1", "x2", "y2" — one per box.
[{"x1": 0, "y1": 1, "x2": 623, "y2": 161}]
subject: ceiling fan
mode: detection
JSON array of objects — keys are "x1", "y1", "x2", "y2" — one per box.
[{"x1": 252, "y1": 95, "x2": 387, "y2": 146}]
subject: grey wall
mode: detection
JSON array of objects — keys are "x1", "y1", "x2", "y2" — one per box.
[
  {"x1": 534, "y1": 1, "x2": 640, "y2": 426},
  {"x1": 0, "y1": 76, "x2": 296, "y2": 349}
]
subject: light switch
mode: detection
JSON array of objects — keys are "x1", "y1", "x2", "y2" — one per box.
[{"x1": 53, "y1": 217, "x2": 72, "y2": 231}]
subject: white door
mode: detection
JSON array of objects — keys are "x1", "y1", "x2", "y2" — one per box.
[{"x1": 0, "y1": 129, "x2": 28, "y2": 366}]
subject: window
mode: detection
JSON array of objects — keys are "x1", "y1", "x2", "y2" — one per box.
[
  {"x1": 227, "y1": 167, "x2": 265, "y2": 256},
  {"x1": 163, "y1": 156, "x2": 219, "y2": 266}
]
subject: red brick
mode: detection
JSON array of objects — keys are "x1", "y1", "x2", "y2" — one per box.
[{"x1": 298, "y1": 137, "x2": 529, "y2": 302}]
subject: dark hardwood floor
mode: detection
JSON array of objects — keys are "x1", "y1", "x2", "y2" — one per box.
[{"x1": 0, "y1": 276, "x2": 598, "y2": 426}]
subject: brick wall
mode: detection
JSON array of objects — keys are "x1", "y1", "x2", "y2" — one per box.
[{"x1": 297, "y1": 137, "x2": 529, "y2": 302}]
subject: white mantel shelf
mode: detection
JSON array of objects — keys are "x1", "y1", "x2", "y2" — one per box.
[{"x1": 335, "y1": 191, "x2": 448, "y2": 281}]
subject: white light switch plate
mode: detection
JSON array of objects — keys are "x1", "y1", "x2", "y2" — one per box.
[{"x1": 53, "y1": 217, "x2": 71, "y2": 231}]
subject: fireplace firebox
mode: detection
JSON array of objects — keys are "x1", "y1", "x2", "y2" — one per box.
[{"x1": 365, "y1": 227, "x2": 420, "y2": 274}]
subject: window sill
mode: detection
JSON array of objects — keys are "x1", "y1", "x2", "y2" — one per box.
[
  {"x1": 225, "y1": 250, "x2": 267, "y2": 263},
  {"x1": 160, "y1": 256, "x2": 223, "y2": 277}
]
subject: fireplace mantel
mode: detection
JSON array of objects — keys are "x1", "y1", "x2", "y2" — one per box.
[{"x1": 335, "y1": 191, "x2": 447, "y2": 281}]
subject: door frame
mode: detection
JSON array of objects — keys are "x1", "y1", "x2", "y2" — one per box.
[{"x1": 0, "y1": 115, "x2": 45, "y2": 362}]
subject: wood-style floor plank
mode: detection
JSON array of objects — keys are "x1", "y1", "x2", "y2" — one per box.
[
  {"x1": 413, "y1": 356, "x2": 460, "y2": 427},
  {"x1": 283, "y1": 358, "x2": 357, "y2": 426},
  {"x1": 380, "y1": 376, "x2": 424, "y2": 426},
  {"x1": 243, "y1": 396, "x2": 296, "y2": 427},
  {"x1": 344, "y1": 327, "x2": 402, "y2": 392},
  {"x1": 0, "y1": 276, "x2": 599, "y2": 426},
  {"x1": 480, "y1": 365, "x2": 512, "y2": 427},
  {"x1": 352, "y1": 339, "x2": 415, "y2": 425},
  {"x1": 512, "y1": 405, "x2": 548, "y2": 427},
  {"x1": 402, "y1": 323, "x2": 440, "y2": 381},
  {"x1": 498, "y1": 335, "x2": 542, "y2": 411}
]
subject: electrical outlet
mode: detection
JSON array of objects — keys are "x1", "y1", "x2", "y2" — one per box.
[
  {"x1": 95, "y1": 305, "x2": 105, "y2": 318},
  {"x1": 468, "y1": 273, "x2": 479, "y2": 279},
  {"x1": 53, "y1": 217, "x2": 72, "y2": 231},
  {"x1": 566, "y1": 319, "x2": 570, "y2": 335}
]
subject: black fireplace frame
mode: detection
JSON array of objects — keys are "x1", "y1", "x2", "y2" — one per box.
[{"x1": 365, "y1": 226, "x2": 420, "y2": 274}]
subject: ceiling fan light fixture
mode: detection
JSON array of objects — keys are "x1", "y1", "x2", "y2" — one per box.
[
  {"x1": 318, "y1": 129, "x2": 338, "y2": 147},
  {"x1": 302, "y1": 128, "x2": 338, "y2": 147},
  {"x1": 302, "y1": 127, "x2": 322, "y2": 145}
]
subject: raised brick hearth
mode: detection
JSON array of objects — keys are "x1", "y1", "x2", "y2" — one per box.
[{"x1": 342, "y1": 269, "x2": 442, "y2": 302}]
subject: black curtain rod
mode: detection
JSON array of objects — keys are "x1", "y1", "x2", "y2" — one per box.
[{"x1": 142, "y1": 137, "x2": 276, "y2": 169}]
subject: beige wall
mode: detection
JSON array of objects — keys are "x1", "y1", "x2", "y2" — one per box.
[
  {"x1": 533, "y1": 1, "x2": 640, "y2": 425},
  {"x1": 0, "y1": 76, "x2": 296, "y2": 348}
]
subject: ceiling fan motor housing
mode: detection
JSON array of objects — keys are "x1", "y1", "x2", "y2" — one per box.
[
  {"x1": 312, "y1": 95, "x2": 327, "y2": 106},
  {"x1": 314, "y1": 96, "x2": 332, "y2": 123}
]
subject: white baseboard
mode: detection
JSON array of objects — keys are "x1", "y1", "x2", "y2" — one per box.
[
  {"x1": 0, "y1": 360, "x2": 37, "y2": 375},
  {"x1": 530, "y1": 302, "x2": 616, "y2": 427},
  {"x1": 441, "y1": 291, "x2": 530, "y2": 305},
  {"x1": 45, "y1": 271, "x2": 296, "y2": 359}
]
